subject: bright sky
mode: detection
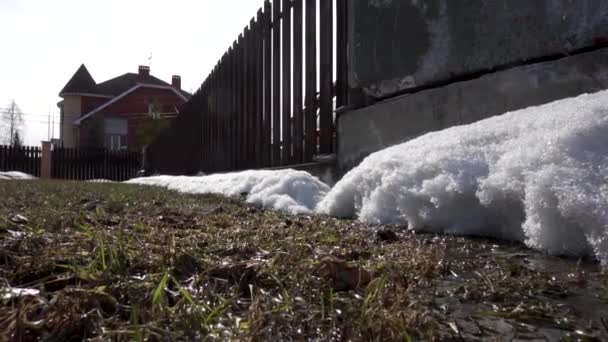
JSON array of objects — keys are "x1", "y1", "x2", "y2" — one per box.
[{"x1": 0, "y1": 0, "x2": 265, "y2": 145}]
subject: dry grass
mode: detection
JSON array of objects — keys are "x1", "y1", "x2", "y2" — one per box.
[{"x1": 0, "y1": 180, "x2": 606, "y2": 341}]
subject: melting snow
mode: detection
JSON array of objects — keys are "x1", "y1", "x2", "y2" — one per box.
[
  {"x1": 318, "y1": 90, "x2": 608, "y2": 262},
  {"x1": 130, "y1": 90, "x2": 608, "y2": 263},
  {"x1": 1, "y1": 287, "x2": 40, "y2": 300},
  {"x1": 0, "y1": 172, "x2": 36, "y2": 180},
  {"x1": 127, "y1": 169, "x2": 330, "y2": 215}
]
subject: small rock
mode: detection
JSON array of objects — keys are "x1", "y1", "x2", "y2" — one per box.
[
  {"x1": 209, "y1": 262, "x2": 258, "y2": 295},
  {"x1": 476, "y1": 318, "x2": 515, "y2": 337},
  {"x1": 376, "y1": 228, "x2": 399, "y2": 243},
  {"x1": 456, "y1": 319, "x2": 481, "y2": 336},
  {"x1": 173, "y1": 254, "x2": 201, "y2": 280},
  {"x1": 210, "y1": 206, "x2": 225, "y2": 214},
  {"x1": 9, "y1": 214, "x2": 28, "y2": 224},
  {"x1": 82, "y1": 200, "x2": 98, "y2": 211}
]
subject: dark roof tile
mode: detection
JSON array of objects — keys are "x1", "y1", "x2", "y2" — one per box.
[
  {"x1": 60, "y1": 65, "x2": 191, "y2": 99},
  {"x1": 59, "y1": 64, "x2": 97, "y2": 95}
]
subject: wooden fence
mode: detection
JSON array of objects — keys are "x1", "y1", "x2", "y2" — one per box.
[
  {"x1": 147, "y1": 0, "x2": 348, "y2": 175},
  {"x1": 0, "y1": 145, "x2": 42, "y2": 177},
  {"x1": 52, "y1": 148, "x2": 141, "y2": 182}
]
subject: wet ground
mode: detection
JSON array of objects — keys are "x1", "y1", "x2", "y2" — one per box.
[{"x1": 0, "y1": 180, "x2": 606, "y2": 341}]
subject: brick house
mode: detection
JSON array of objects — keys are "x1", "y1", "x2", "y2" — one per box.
[{"x1": 57, "y1": 64, "x2": 190, "y2": 151}]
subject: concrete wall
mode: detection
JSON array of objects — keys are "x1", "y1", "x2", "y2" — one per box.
[
  {"x1": 348, "y1": 0, "x2": 608, "y2": 105},
  {"x1": 339, "y1": 48, "x2": 608, "y2": 171}
]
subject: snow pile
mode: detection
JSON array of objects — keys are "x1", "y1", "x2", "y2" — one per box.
[
  {"x1": 128, "y1": 169, "x2": 330, "y2": 215},
  {"x1": 0, "y1": 172, "x2": 36, "y2": 180},
  {"x1": 317, "y1": 91, "x2": 608, "y2": 262},
  {"x1": 129, "y1": 91, "x2": 608, "y2": 263}
]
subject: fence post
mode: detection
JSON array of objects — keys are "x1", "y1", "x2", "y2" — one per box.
[{"x1": 41, "y1": 141, "x2": 52, "y2": 179}]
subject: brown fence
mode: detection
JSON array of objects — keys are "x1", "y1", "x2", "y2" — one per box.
[
  {"x1": 0, "y1": 145, "x2": 42, "y2": 177},
  {"x1": 147, "y1": 0, "x2": 348, "y2": 175},
  {"x1": 52, "y1": 148, "x2": 141, "y2": 181}
]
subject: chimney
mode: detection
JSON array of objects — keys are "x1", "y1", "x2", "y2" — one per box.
[
  {"x1": 172, "y1": 75, "x2": 181, "y2": 90},
  {"x1": 138, "y1": 65, "x2": 150, "y2": 77}
]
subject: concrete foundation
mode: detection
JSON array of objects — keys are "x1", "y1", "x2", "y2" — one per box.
[
  {"x1": 338, "y1": 48, "x2": 608, "y2": 171},
  {"x1": 348, "y1": 0, "x2": 608, "y2": 105}
]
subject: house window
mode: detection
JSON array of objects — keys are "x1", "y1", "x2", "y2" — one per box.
[
  {"x1": 106, "y1": 134, "x2": 127, "y2": 150},
  {"x1": 104, "y1": 118, "x2": 128, "y2": 150}
]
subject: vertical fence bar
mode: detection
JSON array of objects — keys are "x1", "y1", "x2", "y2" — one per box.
[
  {"x1": 282, "y1": 0, "x2": 292, "y2": 165},
  {"x1": 219, "y1": 55, "x2": 226, "y2": 172},
  {"x1": 245, "y1": 22, "x2": 254, "y2": 169},
  {"x1": 272, "y1": 0, "x2": 281, "y2": 166},
  {"x1": 212, "y1": 61, "x2": 217, "y2": 170},
  {"x1": 237, "y1": 34, "x2": 246, "y2": 170},
  {"x1": 304, "y1": 0, "x2": 317, "y2": 162},
  {"x1": 263, "y1": 0, "x2": 272, "y2": 167},
  {"x1": 212, "y1": 66, "x2": 219, "y2": 173},
  {"x1": 224, "y1": 49, "x2": 231, "y2": 171},
  {"x1": 224, "y1": 53, "x2": 231, "y2": 172},
  {"x1": 319, "y1": 0, "x2": 334, "y2": 155},
  {"x1": 202, "y1": 82, "x2": 208, "y2": 172},
  {"x1": 254, "y1": 11, "x2": 264, "y2": 168},
  {"x1": 230, "y1": 43, "x2": 238, "y2": 171},
  {"x1": 293, "y1": 0, "x2": 304, "y2": 164},
  {"x1": 336, "y1": 0, "x2": 348, "y2": 109}
]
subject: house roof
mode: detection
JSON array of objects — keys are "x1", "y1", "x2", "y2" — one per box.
[
  {"x1": 59, "y1": 64, "x2": 98, "y2": 96},
  {"x1": 60, "y1": 64, "x2": 192, "y2": 99},
  {"x1": 96, "y1": 73, "x2": 191, "y2": 99}
]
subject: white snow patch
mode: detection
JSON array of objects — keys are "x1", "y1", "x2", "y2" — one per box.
[
  {"x1": 0, "y1": 172, "x2": 36, "y2": 180},
  {"x1": 128, "y1": 90, "x2": 608, "y2": 264},
  {"x1": 317, "y1": 90, "x2": 608, "y2": 263},
  {"x1": 127, "y1": 169, "x2": 330, "y2": 215}
]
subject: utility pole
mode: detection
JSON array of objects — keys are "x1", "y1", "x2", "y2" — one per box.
[{"x1": 8, "y1": 101, "x2": 15, "y2": 144}]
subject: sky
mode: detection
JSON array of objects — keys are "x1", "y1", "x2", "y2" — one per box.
[{"x1": 0, "y1": 0, "x2": 265, "y2": 145}]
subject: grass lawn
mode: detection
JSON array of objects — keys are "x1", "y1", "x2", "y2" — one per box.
[{"x1": 0, "y1": 180, "x2": 606, "y2": 341}]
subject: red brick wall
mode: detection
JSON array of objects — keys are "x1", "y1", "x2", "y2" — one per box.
[
  {"x1": 81, "y1": 96, "x2": 110, "y2": 115},
  {"x1": 105, "y1": 87, "x2": 185, "y2": 115},
  {"x1": 92, "y1": 87, "x2": 186, "y2": 151}
]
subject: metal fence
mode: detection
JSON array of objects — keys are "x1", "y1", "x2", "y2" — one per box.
[
  {"x1": 0, "y1": 145, "x2": 42, "y2": 177},
  {"x1": 147, "y1": 0, "x2": 348, "y2": 175},
  {"x1": 52, "y1": 148, "x2": 141, "y2": 182}
]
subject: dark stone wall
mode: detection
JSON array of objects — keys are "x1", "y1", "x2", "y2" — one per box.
[
  {"x1": 339, "y1": 48, "x2": 608, "y2": 171},
  {"x1": 348, "y1": 0, "x2": 608, "y2": 105}
]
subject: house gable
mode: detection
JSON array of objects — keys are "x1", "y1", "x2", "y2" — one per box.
[{"x1": 74, "y1": 84, "x2": 188, "y2": 125}]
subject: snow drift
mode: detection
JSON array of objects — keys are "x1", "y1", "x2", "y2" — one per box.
[
  {"x1": 317, "y1": 90, "x2": 608, "y2": 262},
  {"x1": 127, "y1": 169, "x2": 330, "y2": 215},
  {"x1": 130, "y1": 90, "x2": 608, "y2": 263},
  {"x1": 0, "y1": 172, "x2": 36, "y2": 180}
]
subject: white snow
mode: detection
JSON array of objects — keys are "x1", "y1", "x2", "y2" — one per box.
[
  {"x1": 317, "y1": 90, "x2": 608, "y2": 263},
  {"x1": 1, "y1": 287, "x2": 40, "y2": 300},
  {"x1": 127, "y1": 169, "x2": 330, "y2": 215},
  {"x1": 0, "y1": 171, "x2": 36, "y2": 180},
  {"x1": 129, "y1": 90, "x2": 608, "y2": 264}
]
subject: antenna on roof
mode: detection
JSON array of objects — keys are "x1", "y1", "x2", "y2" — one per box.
[{"x1": 148, "y1": 52, "x2": 153, "y2": 69}]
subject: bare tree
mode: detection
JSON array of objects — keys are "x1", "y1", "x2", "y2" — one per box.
[{"x1": 1, "y1": 100, "x2": 25, "y2": 145}]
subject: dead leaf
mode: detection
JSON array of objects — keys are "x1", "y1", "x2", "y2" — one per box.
[{"x1": 316, "y1": 257, "x2": 373, "y2": 291}]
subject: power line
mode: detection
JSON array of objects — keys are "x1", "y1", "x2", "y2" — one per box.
[{"x1": 0, "y1": 110, "x2": 80, "y2": 118}]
